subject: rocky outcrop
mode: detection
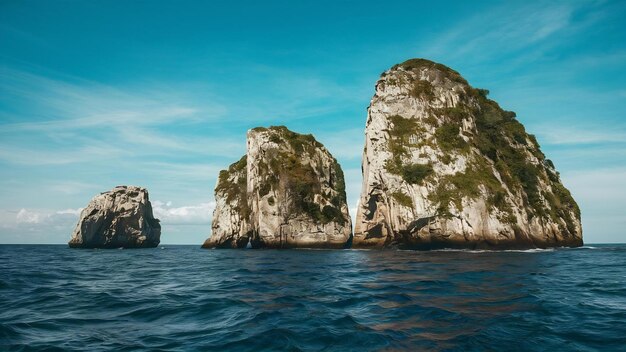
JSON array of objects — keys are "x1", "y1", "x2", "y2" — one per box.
[
  {"x1": 203, "y1": 126, "x2": 352, "y2": 249},
  {"x1": 68, "y1": 186, "x2": 161, "y2": 248},
  {"x1": 353, "y1": 58, "x2": 582, "y2": 249}
]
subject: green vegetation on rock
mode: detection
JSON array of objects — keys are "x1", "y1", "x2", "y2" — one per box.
[
  {"x1": 260, "y1": 125, "x2": 323, "y2": 154},
  {"x1": 434, "y1": 124, "x2": 468, "y2": 152},
  {"x1": 428, "y1": 157, "x2": 513, "y2": 221},
  {"x1": 388, "y1": 115, "x2": 420, "y2": 149},
  {"x1": 423, "y1": 83, "x2": 580, "y2": 231},
  {"x1": 385, "y1": 115, "x2": 433, "y2": 185},
  {"x1": 215, "y1": 155, "x2": 250, "y2": 218},
  {"x1": 411, "y1": 80, "x2": 435, "y2": 100},
  {"x1": 392, "y1": 58, "x2": 468, "y2": 84},
  {"x1": 391, "y1": 191, "x2": 413, "y2": 207},
  {"x1": 466, "y1": 88, "x2": 570, "y2": 220},
  {"x1": 330, "y1": 160, "x2": 347, "y2": 207},
  {"x1": 385, "y1": 159, "x2": 433, "y2": 185},
  {"x1": 402, "y1": 163, "x2": 433, "y2": 184},
  {"x1": 255, "y1": 127, "x2": 347, "y2": 225},
  {"x1": 259, "y1": 182, "x2": 271, "y2": 197}
]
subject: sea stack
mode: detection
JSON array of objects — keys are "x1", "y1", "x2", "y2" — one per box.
[
  {"x1": 68, "y1": 186, "x2": 161, "y2": 248},
  {"x1": 353, "y1": 58, "x2": 582, "y2": 249},
  {"x1": 203, "y1": 126, "x2": 352, "y2": 249}
]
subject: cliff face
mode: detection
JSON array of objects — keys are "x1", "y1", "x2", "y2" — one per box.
[
  {"x1": 353, "y1": 59, "x2": 582, "y2": 249},
  {"x1": 202, "y1": 156, "x2": 254, "y2": 248},
  {"x1": 203, "y1": 126, "x2": 352, "y2": 249},
  {"x1": 69, "y1": 186, "x2": 161, "y2": 248}
]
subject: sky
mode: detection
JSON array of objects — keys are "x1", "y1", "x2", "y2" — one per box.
[{"x1": 0, "y1": 0, "x2": 625, "y2": 244}]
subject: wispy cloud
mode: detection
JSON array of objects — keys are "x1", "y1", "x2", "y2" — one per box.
[
  {"x1": 0, "y1": 67, "x2": 235, "y2": 166},
  {"x1": 0, "y1": 143, "x2": 128, "y2": 165},
  {"x1": 418, "y1": 0, "x2": 614, "y2": 78},
  {"x1": 45, "y1": 181, "x2": 98, "y2": 195},
  {"x1": 140, "y1": 162, "x2": 226, "y2": 182},
  {"x1": 0, "y1": 68, "x2": 221, "y2": 127},
  {"x1": 423, "y1": 3, "x2": 575, "y2": 59},
  {"x1": 0, "y1": 65, "x2": 366, "y2": 167},
  {"x1": 534, "y1": 125, "x2": 626, "y2": 145}
]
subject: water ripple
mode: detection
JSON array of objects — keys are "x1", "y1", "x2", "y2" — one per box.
[{"x1": 1, "y1": 244, "x2": 626, "y2": 351}]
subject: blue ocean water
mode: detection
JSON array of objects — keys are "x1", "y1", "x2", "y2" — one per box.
[{"x1": 1, "y1": 245, "x2": 625, "y2": 351}]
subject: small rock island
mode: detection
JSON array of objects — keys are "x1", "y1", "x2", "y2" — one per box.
[
  {"x1": 203, "y1": 126, "x2": 352, "y2": 249},
  {"x1": 68, "y1": 185, "x2": 161, "y2": 248},
  {"x1": 353, "y1": 59, "x2": 582, "y2": 249}
]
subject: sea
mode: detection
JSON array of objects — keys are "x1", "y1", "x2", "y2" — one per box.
[{"x1": 1, "y1": 244, "x2": 625, "y2": 351}]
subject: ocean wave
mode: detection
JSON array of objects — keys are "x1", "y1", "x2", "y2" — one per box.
[
  {"x1": 417, "y1": 247, "x2": 556, "y2": 253},
  {"x1": 1, "y1": 244, "x2": 625, "y2": 351}
]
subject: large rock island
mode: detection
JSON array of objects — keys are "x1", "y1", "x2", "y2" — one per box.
[
  {"x1": 203, "y1": 126, "x2": 352, "y2": 249},
  {"x1": 68, "y1": 186, "x2": 161, "y2": 248},
  {"x1": 353, "y1": 59, "x2": 582, "y2": 249}
]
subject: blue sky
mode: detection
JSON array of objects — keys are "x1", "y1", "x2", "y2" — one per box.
[{"x1": 1, "y1": 0, "x2": 625, "y2": 244}]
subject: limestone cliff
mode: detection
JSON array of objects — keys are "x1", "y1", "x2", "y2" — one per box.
[
  {"x1": 202, "y1": 155, "x2": 254, "y2": 248},
  {"x1": 203, "y1": 126, "x2": 352, "y2": 249},
  {"x1": 69, "y1": 186, "x2": 161, "y2": 248},
  {"x1": 353, "y1": 59, "x2": 582, "y2": 249}
]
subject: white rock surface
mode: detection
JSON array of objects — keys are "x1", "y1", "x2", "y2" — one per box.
[
  {"x1": 203, "y1": 126, "x2": 352, "y2": 249},
  {"x1": 353, "y1": 59, "x2": 582, "y2": 249},
  {"x1": 68, "y1": 186, "x2": 161, "y2": 248},
  {"x1": 202, "y1": 156, "x2": 254, "y2": 248}
]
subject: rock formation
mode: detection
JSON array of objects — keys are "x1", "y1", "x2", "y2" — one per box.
[
  {"x1": 203, "y1": 126, "x2": 352, "y2": 249},
  {"x1": 68, "y1": 186, "x2": 161, "y2": 248},
  {"x1": 353, "y1": 58, "x2": 582, "y2": 249}
]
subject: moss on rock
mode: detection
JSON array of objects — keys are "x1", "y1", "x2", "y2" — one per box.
[
  {"x1": 391, "y1": 191, "x2": 413, "y2": 208},
  {"x1": 215, "y1": 155, "x2": 251, "y2": 219}
]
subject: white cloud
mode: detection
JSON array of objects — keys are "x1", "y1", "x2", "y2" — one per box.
[
  {"x1": 0, "y1": 200, "x2": 214, "y2": 244},
  {"x1": 8, "y1": 202, "x2": 215, "y2": 228},
  {"x1": 15, "y1": 209, "x2": 43, "y2": 224},
  {"x1": 152, "y1": 200, "x2": 215, "y2": 225},
  {"x1": 7, "y1": 207, "x2": 83, "y2": 228}
]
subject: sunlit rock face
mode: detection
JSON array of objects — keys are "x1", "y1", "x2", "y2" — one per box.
[
  {"x1": 353, "y1": 59, "x2": 582, "y2": 250},
  {"x1": 69, "y1": 186, "x2": 161, "y2": 248},
  {"x1": 203, "y1": 126, "x2": 352, "y2": 249}
]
